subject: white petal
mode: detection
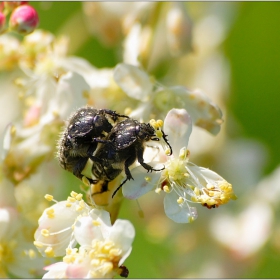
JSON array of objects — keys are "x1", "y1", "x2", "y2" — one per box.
[
  {"x1": 187, "y1": 162, "x2": 224, "y2": 186},
  {"x1": 66, "y1": 263, "x2": 89, "y2": 278},
  {"x1": 109, "y1": 219, "x2": 135, "y2": 254},
  {"x1": 122, "y1": 164, "x2": 162, "y2": 199},
  {"x1": 0, "y1": 207, "x2": 19, "y2": 239},
  {"x1": 113, "y1": 63, "x2": 153, "y2": 100},
  {"x1": 164, "y1": 191, "x2": 197, "y2": 223},
  {"x1": 34, "y1": 201, "x2": 81, "y2": 256},
  {"x1": 164, "y1": 108, "x2": 192, "y2": 155},
  {"x1": 50, "y1": 71, "x2": 89, "y2": 119},
  {"x1": 74, "y1": 216, "x2": 104, "y2": 246},
  {"x1": 43, "y1": 262, "x2": 67, "y2": 279},
  {"x1": 171, "y1": 86, "x2": 223, "y2": 135}
]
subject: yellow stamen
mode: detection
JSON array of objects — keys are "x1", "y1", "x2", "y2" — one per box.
[
  {"x1": 67, "y1": 196, "x2": 76, "y2": 203},
  {"x1": 46, "y1": 208, "x2": 55, "y2": 219},
  {"x1": 41, "y1": 229, "x2": 50, "y2": 237},
  {"x1": 76, "y1": 193, "x2": 83, "y2": 201},
  {"x1": 92, "y1": 220, "x2": 101, "y2": 226},
  {"x1": 156, "y1": 119, "x2": 163, "y2": 127},
  {"x1": 70, "y1": 191, "x2": 78, "y2": 198},
  {"x1": 44, "y1": 194, "x2": 53, "y2": 201},
  {"x1": 155, "y1": 187, "x2": 162, "y2": 194},
  {"x1": 177, "y1": 196, "x2": 184, "y2": 204},
  {"x1": 45, "y1": 247, "x2": 55, "y2": 258},
  {"x1": 33, "y1": 241, "x2": 43, "y2": 248},
  {"x1": 163, "y1": 185, "x2": 170, "y2": 193}
]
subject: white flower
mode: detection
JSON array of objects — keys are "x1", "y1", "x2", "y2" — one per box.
[
  {"x1": 114, "y1": 63, "x2": 223, "y2": 135},
  {"x1": 34, "y1": 192, "x2": 91, "y2": 257},
  {"x1": 35, "y1": 192, "x2": 135, "y2": 278},
  {"x1": 122, "y1": 108, "x2": 236, "y2": 223}
]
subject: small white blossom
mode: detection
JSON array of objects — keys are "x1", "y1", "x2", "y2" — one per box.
[
  {"x1": 113, "y1": 63, "x2": 223, "y2": 135},
  {"x1": 35, "y1": 192, "x2": 135, "y2": 278},
  {"x1": 34, "y1": 192, "x2": 91, "y2": 257},
  {"x1": 122, "y1": 108, "x2": 236, "y2": 223}
]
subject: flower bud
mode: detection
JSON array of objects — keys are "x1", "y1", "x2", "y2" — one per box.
[
  {"x1": 166, "y1": 2, "x2": 193, "y2": 56},
  {"x1": 9, "y1": 4, "x2": 39, "y2": 35},
  {"x1": 0, "y1": 12, "x2": 6, "y2": 34}
]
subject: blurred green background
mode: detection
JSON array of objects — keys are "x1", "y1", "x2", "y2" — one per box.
[{"x1": 31, "y1": 2, "x2": 280, "y2": 278}]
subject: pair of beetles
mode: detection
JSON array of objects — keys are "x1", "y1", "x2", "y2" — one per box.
[{"x1": 58, "y1": 106, "x2": 172, "y2": 198}]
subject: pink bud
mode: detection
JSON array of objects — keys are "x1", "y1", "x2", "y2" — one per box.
[
  {"x1": 0, "y1": 12, "x2": 6, "y2": 33},
  {"x1": 9, "y1": 4, "x2": 39, "y2": 35}
]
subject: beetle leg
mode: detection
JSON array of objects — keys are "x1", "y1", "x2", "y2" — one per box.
[
  {"x1": 73, "y1": 157, "x2": 89, "y2": 179},
  {"x1": 101, "y1": 109, "x2": 129, "y2": 120},
  {"x1": 112, "y1": 177, "x2": 128, "y2": 198},
  {"x1": 137, "y1": 146, "x2": 164, "y2": 172}
]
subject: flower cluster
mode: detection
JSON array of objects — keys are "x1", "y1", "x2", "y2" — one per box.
[
  {"x1": 0, "y1": 3, "x2": 238, "y2": 278},
  {"x1": 34, "y1": 192, "x2": 135, "y2": 278}
]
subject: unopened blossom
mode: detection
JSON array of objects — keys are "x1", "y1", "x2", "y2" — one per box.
[
  {"x1": 0, "y1": 12, "x2": 5, "y2": 33},
  {"x1": 166, "y1": 2, "x2": 193, "y2": 56},
  {"x1": 34, "y1": 192, "x2": 135, "y2": 278},
  {"x1": 121, "y1": 3, "x2": 194, "y2": 69},
  {"x1": 9, "y1": 4, "x2": 39, "y2": 35},
  {"x1": 114, "y1": 63, "x2": 223, "y2": 135},
  {"x1": 122, "y1": 109, "x2": 236, "y2": 223}
]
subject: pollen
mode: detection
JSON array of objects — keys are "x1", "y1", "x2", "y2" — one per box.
[
  {"x1": 145, "y1": 176, "x2": 151, "y2": 182},
  {"x1": 179, "y1": 147, "x2": 189, "y2": 159},
  {"x1": 41, "y1": 229, "x2": 50, "y2": 237},
  {"x1": 163, "y1": 185, "x2": 170, "y2": 193},
  {"x1": 65, "y1": 202, "x2": 72, "y2": 207},
  {"x1": 27, "y1": 249, "x2": 36, "y2": 259},
  {"x1": 92, "y1": 220, "x2": 101, "y2": 226},
  {"x1": 67, "y1": 196, "x2": 76, "y2": 203},
  {"x1": 33, "y1": 241, "x2": 43, "y2": 248},
  {"x1": 74, "y1": 200, "x2": 85, "y2": 212},
  {"x1": 44, "y1": 194, "x2": 53, "y2": 201},
  {"x1": 156, "y1": 119, "x2": 164, "y2": 128},
  {"x1": 70, "y1": 191, "x2": 78, "y2": 198},
  {"x1": 45, "y1": 247, "x2": 55, "y2": 258},
  {"x1": 46, "y1": 208, "x2": 55, "y2": 218},
  {"x1": 193, "y1": 180, "x2": 237, "y2": 209},
  {"x1": 177, "y1": 196, "x2": 184, "y2": 204},
  {"x1": 155, "y1": 187, "x2": 162, "y2": 193},
  {"x1": 66, "y1": 248, "x2": 72, "y2": 255},
  {"x1": 165, "y1": 148, "x2": 171, "y2": 155},
  {"x1": 76, "y1": 193, "x2": 83, "y2": 201},
  {"x1": 124, "y1": 107, "x2": 132, "y2": 115},
  {"x1": 149, "y1": 119, "x2": 156, "y2": 127}
]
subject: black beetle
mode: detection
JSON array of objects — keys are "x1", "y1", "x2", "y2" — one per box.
[
  {"x1": 90, "y1": 118, "x2": 172, "y2": 197},
  {"x1": 57, "y1": 106, "x2": 128, "y2": 182}
]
